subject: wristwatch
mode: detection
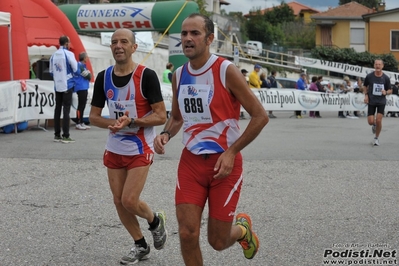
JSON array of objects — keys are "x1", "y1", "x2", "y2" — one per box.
[
  {"x1": 128, "y1": 118, "x2": 135, "y2": 128},
  {"x1": 160, "y1": 130, "x2": 171, "y2": 141}
]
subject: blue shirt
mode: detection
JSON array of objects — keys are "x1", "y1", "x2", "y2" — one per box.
[
  {"x1": 296, "y1": 78, "x2": 307, "y2": 90},
  {"x1": 74, "y1": 62, "x2": 90, "y2": 92}
]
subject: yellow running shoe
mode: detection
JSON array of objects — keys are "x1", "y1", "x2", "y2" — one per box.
[{"x1": 236, "y1": 213, "x2": 259, "y2": 259}]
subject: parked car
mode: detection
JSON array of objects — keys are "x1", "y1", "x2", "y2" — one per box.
[
  {"x1": 275, "y1": 77, "x2": 297, "y2": 89},
  {"x1": 321, "y1": 80, "x2": 335, "y2": 92}
]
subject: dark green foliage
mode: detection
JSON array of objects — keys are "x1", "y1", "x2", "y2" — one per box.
[
  {"x1": 281, "y1": 21, "x2": 316, "y2": 49},
  {"x1": 245, "y1": 3, "x2": 300, "y2": 47},
  {"x1": 263, "y1": 2, "x2": 295, "y2": 26},
  {"x1": 311, "y1": 46, "x2": 399, "y2": 72}
]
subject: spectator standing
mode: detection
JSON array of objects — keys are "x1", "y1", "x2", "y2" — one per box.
[
  {"x1": 154, "y1": 13, "x2": 268, "y2": 264},
  {"x1": 308, "y1": 76, "x2": 319, "y2": 118},
  {"x1": 248, "y1": 64, "x2": 262, "y2": 88},
  {"x1": 267, "y1": 70, "x2": 278, "y2": 118},
  {"x1": 353, "y1": 77, "x2": 363, "y2": 117},
  {"x1": 89, "y1": 29, "x2": 168, "y2": 264},
  {"x1": 30, "y1": 62, "x2": 37, "y2": 79},
  {"x1": 338, "y1": 76, "x2": 352, "y2": 118},
  {"x1": 363, "y1": 59, "x2": 392, "y2": 146},
  {"x1": 295, "y1": 73, "x2": 307, "y2": 118},
  {"x1": 74, "y1": 52, "x2": 92, "y2": 130},
  {"x1": 315, "y1": 76, "x2": 325, "y2": 118},
  {"x1": 240, "y1": 69, "x2": 249, "y2": 119},
  {"x1": 260, "y1": 72, "x2": 270, "y2": 89},
  {"x1": 241, "y1": 69, "x2": 249, "y2": 84},
  {"x1": 49, "y1": 35, "x2": 79, "y2": 143},
  {"x1": 163, "y1": 62, "x2": 173, "y2": 84},
  {"x1": 388, "y1": 82, "x2": 399, "y2": 117}
]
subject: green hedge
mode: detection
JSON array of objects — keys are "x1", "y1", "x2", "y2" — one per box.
[{"x1": 311, "y1": 46, "x2": 398, "y2": 72}]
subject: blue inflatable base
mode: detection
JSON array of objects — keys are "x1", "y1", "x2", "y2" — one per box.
[{"x1": 1, "y1": 121, "x2": 28, "y2": 134}]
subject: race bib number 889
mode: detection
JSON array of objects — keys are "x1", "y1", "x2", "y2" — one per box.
[{"x1": 178, "y1": 84, "x2": 212, "y2": 124}]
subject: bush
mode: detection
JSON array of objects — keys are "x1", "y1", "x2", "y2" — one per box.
[{"x1": 311, "y1": 46, "x2": 398, "y2": 72}]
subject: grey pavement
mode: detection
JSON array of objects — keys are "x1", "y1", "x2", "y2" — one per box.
[{"x1": 1, "y1": 112, "x2": 398, "y2": 266}]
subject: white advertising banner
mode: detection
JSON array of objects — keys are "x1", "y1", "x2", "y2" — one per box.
[
  {"x1": 101, "y1": 31, "x2": 154, "y2": 53},
  {"x1": 294, "y1": 56, "x2": 399, "y2": 84},
  {"x1": 0, "y1": 80, "x2": 108, "y2": 127},
  {"x1": 2, "y1": 80, "x2": 399, "y2": 128},
  {"x1": 77, "y1": 3, "x2": 155, "y2": 31},
  {"x1": 252, "y1": 89, "x2": 399, "y2": 112},
  {"x1": 0, "y1": 81, "x2": 18, "y2": 127},
  {"x1": 168, "y1": 33, "x2": 183, "y2": 56}
]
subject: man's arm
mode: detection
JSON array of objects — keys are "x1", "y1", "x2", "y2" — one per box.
[
  {"x1": 153, "y1": 71, "x2": 184, "y2": 154},
  {"x1": 67, "y1": 52, "x2": 79, "y2": 75},
  {"x1": 297, "y1": 80, "x2": 305, "y2": 90},
  {"x1": 89, "y1": 106, "x2": 116, "y2": 129},
  {"x1": 130, "y1": 68, "x2": 167, "y2": 127},
  {"x1": 362, "y1": 78, "x2": 369, "y2": 103},
  {"x1": 226, "y1": 64, "x2": 268, "y2": 155},
  {"x1": 210, "y1": 64, "x2": 268, "y2": 179}
]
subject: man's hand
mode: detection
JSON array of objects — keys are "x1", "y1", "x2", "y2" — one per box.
[
  {"x1": 364, "y1": 94, "x2": 369, "y2": 104},
  {"x1": 154, "y1": 133, "x2": 169, "y2": 154},
  {"x1": 108, "y1": 110, "x2": 130, "y2": 133},
  {"x1": 213, "y1": 150, "x2": 235, "y2": 179}
]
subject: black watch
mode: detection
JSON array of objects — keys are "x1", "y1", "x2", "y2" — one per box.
[
  {"x1": 160, "y1": 130, "x2": 171, "y2": 141},
  {"x1": 128, "y1": 118, "x2": 135, "y2": 128}
]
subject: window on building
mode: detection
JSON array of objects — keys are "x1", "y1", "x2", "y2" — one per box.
[
  {"x1": 392, "y1": 30, "x2": 399, "y2": 51},
  {"x1": 350, "y1": 28, "x2": 365, "y2": 45}
]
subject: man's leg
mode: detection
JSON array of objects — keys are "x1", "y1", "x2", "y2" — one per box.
[
  {"x1": 54, "y1": 91, "x2": 63, "y2": 137},
  {"x1": 207, "y1": 218, "x2": 242, "y2": 250},
  {"x1": 62, "y1": 89, "x2": 73, "y2": 138},
  {"x1": 76, "y1": 90, "x2": 88, "y2": 125},
  {"x1": 109, "y1": 165, "x2": 156, "y2": 237},
  {"x1": 375, "y1": 112, "x2": 384, "y2": 138},
  {"x1": 108, "y1": 167, "x2": 146, "y2": 240},
  {"x1": 108, "y1": 167, "x2": 155, "y2": 264},
  {"x1": 176, "y1": 204, "x2": 203, "y2": 266}
]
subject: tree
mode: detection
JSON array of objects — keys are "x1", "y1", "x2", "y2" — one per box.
[
  {"x1": 263, "y1": 2, "x2": 295, "y2": 26},
  {"x1": 245, "y1": 10, "x2": 285, "y2": 45},
  {"x1": 338, "y1": 0, "x2": 379, "y2": 9},
  {"x1": 281, "y1": 21, "x2": 315, "y2": 49}
]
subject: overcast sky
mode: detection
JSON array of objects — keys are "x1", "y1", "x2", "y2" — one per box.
[{"x1": 222, "y1": 0, "x2": 399, "y2": 14}]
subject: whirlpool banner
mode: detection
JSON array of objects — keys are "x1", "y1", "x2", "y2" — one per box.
[
  {"x1": 252, "y1": 89, "x2": 399, "y2": 113},
  {"x1": 1, "y1": 80, "x2": 399, "y2": 128}
]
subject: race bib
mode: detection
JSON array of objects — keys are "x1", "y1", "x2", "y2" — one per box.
[
  {"x1": 108, "y1": 99, "x2": 138, "y2": 133},
  {"x1": 372, "y1": 84, "x2": 384, "y2": 96},
  {"x1": 178, "y1": 84, "x2": 213, "y2": 125}
]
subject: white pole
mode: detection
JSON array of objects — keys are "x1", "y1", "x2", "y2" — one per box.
[{"x1": 8, "y1": 23, "x2": 13, "y2": 80}]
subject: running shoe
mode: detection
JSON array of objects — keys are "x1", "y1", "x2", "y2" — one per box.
[
  {"x1": 372, "y1": 124, "x2": 376, "y2": 134},
  {"x1": 120, "y1": 244, "x2": 150, "y2": 265},
  {"x1": 61, "y1": 137, "x2": 75, "y2": 144},
  {"x1": 150, "y1": 211, "x2": 167, "y2": 250},
  {"x1": 236, "y1": 213, "x2": 259, "y2": 259},
  {"x1": 54, "y1": 136, "x2": 62, "y2": 142},
  {"x1": 75, "y1": 123, "x2": 86, "y2": 130},
  {"x1": 373, "y1": 138, "x2": 379, "y2": 146}
]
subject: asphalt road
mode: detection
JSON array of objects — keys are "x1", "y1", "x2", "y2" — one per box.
[{"x1": 1, "y1": 111, "x2": 398, "y2": 266}]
